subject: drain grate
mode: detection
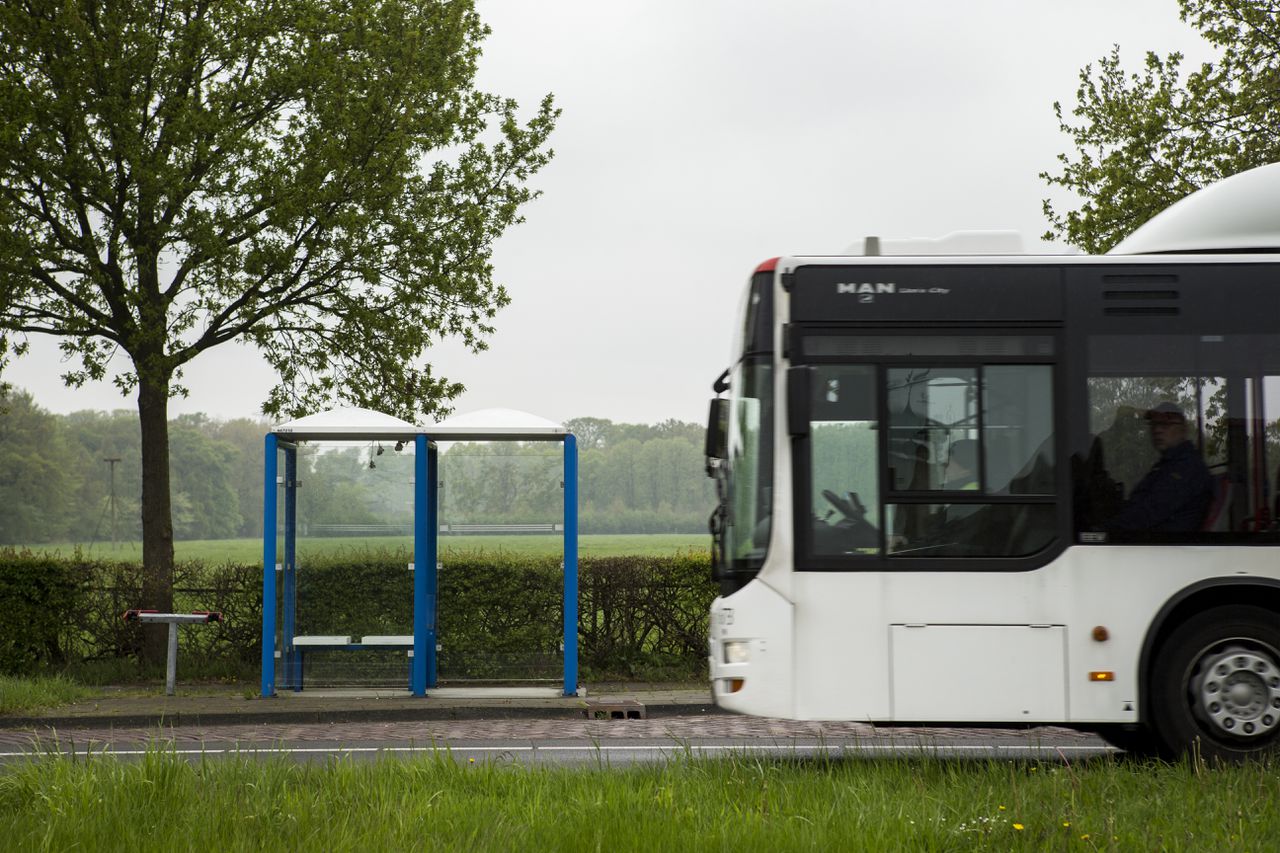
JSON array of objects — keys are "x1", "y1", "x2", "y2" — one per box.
[{"x1": 582, "y1": 699, "x2": 646, "y2": 720}]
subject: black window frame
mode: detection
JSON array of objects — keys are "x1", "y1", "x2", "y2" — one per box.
[{"x1": 790, "y1": 324, "x2": 1069, "y2": 572}]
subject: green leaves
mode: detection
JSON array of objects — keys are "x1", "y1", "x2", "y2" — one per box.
[
  {"x1": 0, "y1": 551, "x2": 717, "y2": 681},
  {"x1": 1042, "y1": 1, "x2": 1280, "y2": 252},
  {"x1": 0, "y1": 0, "x2": 557, "y2": 420},
  {"x1": 0, "y1": 551, "x2": 87, "y2": 675},
  {"x1": 0, "y1": 2, "x2": 556, "y2": 624}
]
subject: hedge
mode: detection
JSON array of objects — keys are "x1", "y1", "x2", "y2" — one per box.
[
  {"x1": 0, "y1": 549, "x2": 718, "y2": 682},
  {"x1": 0, "y1": 551, "x2": 87, "y2": 675}
]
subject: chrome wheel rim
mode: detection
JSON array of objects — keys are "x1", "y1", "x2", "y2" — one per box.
[{"x1": 1191, "y1": 643, "x2": 1280, "y2": 740}]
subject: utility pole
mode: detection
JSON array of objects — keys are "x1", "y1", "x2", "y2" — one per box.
[{"x1": 104, "y1": 457, "x2": 121, "y2": 550}]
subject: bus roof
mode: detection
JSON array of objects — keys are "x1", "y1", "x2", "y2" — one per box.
[{"x1": 1110, "y1": 161, "x2": 1280, "y2": 254}]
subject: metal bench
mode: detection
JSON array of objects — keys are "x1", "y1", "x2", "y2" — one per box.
[
  {"x1": 439, "y1": 522, "x2": 563, "y2": 534},
  {"x1": 288, "y1": 635, "x2": 417, "y2": 690}
]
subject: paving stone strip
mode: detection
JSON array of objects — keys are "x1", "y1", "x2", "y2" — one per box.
[{"x1": 1, "y1": 715, "x2": 1102, "y2": 751}]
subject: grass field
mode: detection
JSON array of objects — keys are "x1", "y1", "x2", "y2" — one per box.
[
  {"x1": 2, "y1": 750, "x2": 1275, "y2": 850},
  {"x1": 0, "y1": 675, "x2": 96, "y2": 715},
  {"x1": 24, "y1": 533, "x2": 709, "y2": 563}
]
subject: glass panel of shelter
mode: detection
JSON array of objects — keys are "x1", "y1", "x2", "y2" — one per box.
[
  {"x1": 292, "y1": 440, "x2": 417, "y2": 687},
  {"x1": 438, "y1": 443, "x2": 564, "y2": 680}
]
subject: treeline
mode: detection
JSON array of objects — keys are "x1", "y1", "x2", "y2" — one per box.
[
  {"x1": 0, "y1": 390, "x2": 265, "y2": 544},
  {"x1": 0, "y1": 391, "x2": 714, "y2": 543}
]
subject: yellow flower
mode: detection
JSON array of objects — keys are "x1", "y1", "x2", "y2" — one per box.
[
  {"x1": 1081, "y1": 834, "x2": 1090, "y2": 840},
  {"x1": 998, "y1": 805, "x2": 1006, "y2": 811},
  {"x1": 1013, "y1": 824, "x2": 1024, "y2": 831},
  {"x1": 1063, "y1": 822, "x2": 1070, "y2": 828}
]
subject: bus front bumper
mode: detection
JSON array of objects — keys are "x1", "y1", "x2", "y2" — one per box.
[{"x1": 708, "y1": 579, "x2": 794, "y2": 718}]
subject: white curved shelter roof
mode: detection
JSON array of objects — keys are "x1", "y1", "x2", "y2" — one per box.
[
  {"x1": 272, "y1": 406, "x2": 568, "y2": 442},
  {"x1": 427, "y1": 407, "x2": 568, "y2": 441},
  {"x1": 1110, "y1": 162, "x2": 1280, "y2": 254},
  {"x1": 273, "y1": 406, "x2": 418, "y2": 441}
]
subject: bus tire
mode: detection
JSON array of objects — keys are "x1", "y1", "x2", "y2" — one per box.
[{"x1": 1150, "y1": 605, "x2": 1280, "y2": 763}]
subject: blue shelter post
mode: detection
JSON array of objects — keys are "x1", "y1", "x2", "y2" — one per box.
[
  {"x1": 261, "y1": 433, "x2": 278, "y2": 697},
  {"x1": 563, "y1": 433, "x2": 579, "y2": 696},
  {"x1": 282, "y1": 447, "x2": 298, "y2": 690},
  {"x1": 412, "y1": 435, "x2": 428, "y2": 696},
  {"x1": 427, "y1": 443, "x2": 439, "y2": 688}
]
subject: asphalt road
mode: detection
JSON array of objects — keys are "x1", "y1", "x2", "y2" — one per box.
[{"x1": 0, "y1": 715, "x2": 1115, "y2": 766}]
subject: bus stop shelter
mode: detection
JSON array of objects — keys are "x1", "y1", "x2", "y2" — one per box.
[{"x1": 260, "y1": 407, "x2": 578, "y2": 698}]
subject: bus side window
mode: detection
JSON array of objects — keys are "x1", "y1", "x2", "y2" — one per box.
[
  {"x1": 1081, "y1": 380, "x2": 1215, "y2": 536},
  {"x1": 1261, "y1": 376, "x2": 1280, "y2": 532},
  {"x1": 1081, "y1": 364, "x2": 1280, "y2": 540}
]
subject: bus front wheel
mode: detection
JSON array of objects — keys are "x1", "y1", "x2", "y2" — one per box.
[{"x1": 1150, "y1": 605, "x2": 1280, "y2": 763}]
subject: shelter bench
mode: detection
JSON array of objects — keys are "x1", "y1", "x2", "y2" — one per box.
[
  {"x1": 439, "y1": 522, "x2": 563, "y2": 534},
  {"x1": 288, "y1": 635, "x2": 417, "y2": 691}
]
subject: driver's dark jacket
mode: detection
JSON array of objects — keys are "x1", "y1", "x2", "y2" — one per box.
[{"x1": 1108, "y1": 440, "x2": 1212, "y2": 532}]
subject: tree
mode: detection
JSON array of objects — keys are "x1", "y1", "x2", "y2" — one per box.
[
  {"x1": 169, "y1": 416, "x2": 242, "y2": 540},
  {"x1": 562, "y1": 417, "x2": 613, "y2": 451},
  {"x1": 0, "y1": 389, "x2": 78, "y2": 543},
  {"x1": 1042, "y1": 0, "x2": 1280, "y2": 253},
  {"x1": 196, "y1": 415, "x2": 272, "y2": 538},
  {"x1": 61, "y1": 407, "x2": 144, "y2": 545},
  {"x1": 0, "y1": 0, "x2": 556, "y2": 662}
]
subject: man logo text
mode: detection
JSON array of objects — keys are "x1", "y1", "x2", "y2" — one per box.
[{"x1": 837, "y1": 282, "x2": 896, "y2": 295}]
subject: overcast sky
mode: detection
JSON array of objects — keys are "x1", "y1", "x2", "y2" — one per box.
[{"x1": 5, "y1": 0, "x2": 1216, "y2": 427}]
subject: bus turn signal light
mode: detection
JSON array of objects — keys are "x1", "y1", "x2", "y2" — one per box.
[
  {"x1": 1089, "y1": 671, "x2": 1115, "y2": 682},
  {"x1": 728, "y1": 679, "x2": 745, "y2": 693}
]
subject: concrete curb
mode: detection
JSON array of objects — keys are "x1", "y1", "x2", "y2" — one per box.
[{"x1": 1, "y1": 701, "x2": 723, "y2": 731}]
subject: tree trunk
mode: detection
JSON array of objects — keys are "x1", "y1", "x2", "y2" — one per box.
[{"x1": 137, "y1": 373, "x2": 175, "y2": 667}]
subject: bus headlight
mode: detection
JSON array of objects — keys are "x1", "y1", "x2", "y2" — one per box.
[{"x1": 724, "y1": 641, "x2": 751, "y2": 664}]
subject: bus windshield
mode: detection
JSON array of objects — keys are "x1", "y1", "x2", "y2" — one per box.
[{"x1": 723, "y1": 358, "x2": 773, "y2": 574}]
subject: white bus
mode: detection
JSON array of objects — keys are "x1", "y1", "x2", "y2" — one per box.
[{"x1": 705, "y1": 163, "x2": 1280, "y2": 761}]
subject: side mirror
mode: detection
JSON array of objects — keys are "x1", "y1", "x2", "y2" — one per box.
[{"x1": 705, "y1": 398, "x2": 728, "y2": 462}]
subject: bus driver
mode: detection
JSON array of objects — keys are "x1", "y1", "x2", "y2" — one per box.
[{"x1": 1107, "y1": 402, "x2": 1213, "y2": 533}]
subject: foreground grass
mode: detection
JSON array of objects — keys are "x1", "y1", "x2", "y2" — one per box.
[
  {"x1": 1, "y1": 751, "x2": 1275, "y2": 851},
  {"x1": 25, "y1": 533, "x2": 709, "y2": 562},
  {"x1": 0, "y1": 675, "x2": 96, "y2": 715}
]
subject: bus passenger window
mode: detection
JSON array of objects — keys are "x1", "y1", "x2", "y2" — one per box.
[
  {"x1": 1105, "y1": 401, "x2": 1212, "y2": 533},
  {"x1": 984, "y1": 366, "x2": 1054, "y2": 495},
  {"x1": 887, "y1": 368, "x2": 977, "y2": 492},
  {"x1": 1080, "y1": 377, "x2": 1217, "y2": 535},
  {"x1": 809, "y1": 365, "x2": 879, "y2": 556},
  {"x1": 1259, "y1": 376, "x2": 1280, "y2": 531},
  {"x1": 1076, "y1": 365, "x2": 1280, "y2": 539}
]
